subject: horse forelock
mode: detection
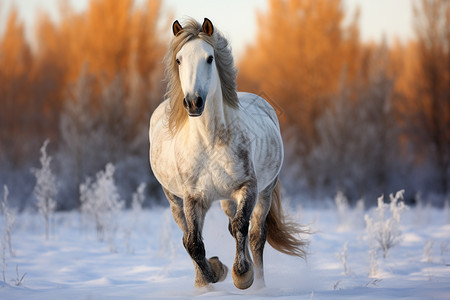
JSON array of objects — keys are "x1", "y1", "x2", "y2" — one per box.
[{"x1": 164, "y1": 18, "x2": 239, "y2": 135}]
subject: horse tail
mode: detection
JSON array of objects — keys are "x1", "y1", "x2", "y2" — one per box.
[{"x1": 265, "y1": 179, "x2": 308, "y2": 259}]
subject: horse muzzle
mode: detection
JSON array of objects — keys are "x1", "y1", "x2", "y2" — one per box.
[{"x1": 183, "y1": 95, "x2": 205, "y2": 117}]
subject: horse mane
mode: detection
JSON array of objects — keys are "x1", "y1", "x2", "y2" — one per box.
[{"x1": 163, "y1": 18, "x2": 239, "y2": 134}]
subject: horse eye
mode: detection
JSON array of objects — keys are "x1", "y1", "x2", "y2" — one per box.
[
  {"x1": 207, "y1": 56, "x2": 214, "y2": 64},
  {"x1": 176, "y1": 58, "x2": 181, "y2": 65}
]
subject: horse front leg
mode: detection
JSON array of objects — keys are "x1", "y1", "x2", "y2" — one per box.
[
  {"x1": 220, "y1": 200, "x2": 237, "y2": 236},
  {"x1": 230, "y1": 180, "x2": 257, "y2": 289},
  {"x1": 162, "y1": 187, "x2": 187, "y2": 232},
  {"x1": 183, "y1": 195, "x2": 228, "y2": 287}
]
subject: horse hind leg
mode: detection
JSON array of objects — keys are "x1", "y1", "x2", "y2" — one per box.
[{"x1": 249, "y1": 179, "x2": 277, "y2": 288}]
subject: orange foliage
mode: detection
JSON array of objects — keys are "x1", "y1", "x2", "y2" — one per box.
[
  {"x1": 35, "y1": 0, "x2": 164, "y2": 90},
  {"x1": 0, "y1": 0, "x2": 166, "y2": 166},
  {"x1": 0, "y1": 8, "x2": 34, "y2": 164},
  {"x1": 238, "y1": 0, "x2": 361, "y2": 152},
  {"x1": 407, "y1": 0, "x2": 449, "y2": 192},
  {"x1": 0, "y1": 8, "x2": 32, "y2": 77},
  {"x1": 238, "y1": 0, "x2": 449, "y2": 195},
  {"x1": 390, "y1": 0, "x2": 449, "y2": 189}
]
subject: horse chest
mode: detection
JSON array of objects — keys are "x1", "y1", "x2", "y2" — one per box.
[{"x1": 173, "y1": 144, "x2": 247, "y2": 198}]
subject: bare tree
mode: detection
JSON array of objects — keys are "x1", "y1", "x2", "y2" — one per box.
[
  {"x1": 411, "y1": 0, "x2": 450, "y2": 195},
  {"x1": 306, "y1": 44, "x2": 397, "y2": 201}
]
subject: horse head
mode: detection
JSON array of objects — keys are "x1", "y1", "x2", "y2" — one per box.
[{"x1": 173, "y1": 18, "x2": 218, "y2": 117}]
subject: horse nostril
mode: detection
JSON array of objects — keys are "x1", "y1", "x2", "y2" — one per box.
[
  {"x1": 183, "y1": 98, "x2": 191, "y2": 109},
  {"x1": 195, "y1": 97, "x2": 203, "y2": 108}
]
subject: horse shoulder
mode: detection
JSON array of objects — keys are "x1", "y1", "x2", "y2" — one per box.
[
  {"x1": 149, "y1": 99, "x2": 170, "y2": 142},
  {"x1": 149, "y1": 99, "x2": 179, "y2": 193}
]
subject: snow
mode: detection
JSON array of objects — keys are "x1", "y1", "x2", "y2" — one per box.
[{"x1": 1, "y1": 202, "x2": 449, "y2": 299}]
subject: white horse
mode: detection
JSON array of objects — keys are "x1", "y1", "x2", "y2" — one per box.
[{"x1": 149, "y1": 18, "x2": 307, "y2": 290}]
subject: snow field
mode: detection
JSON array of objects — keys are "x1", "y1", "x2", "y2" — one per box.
[{"x1": 1, "y1": 201, "x2": 449, "y2": 299}]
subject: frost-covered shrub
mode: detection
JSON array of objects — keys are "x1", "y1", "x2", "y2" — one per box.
[
  {"x1": 159, "y1": 209, "x2": 176, "y2": 257},
  {"x1": 80, "y1": 163, "x2": 124, "y2": 250},
  {"x1": 365, "y1": 190, "x2": 407, "y2": 260},
  {"x1": 1, "y1": 185, "x2": 17, "y2": 283},
  {"x1": 336, "y1": 242, "x2": 350, "y2": 276},
  {"x1": 335, "y1": 191, "x2": 349, "y2": 228},
  {"x1": 414, "y1": 193, "x2": 431, "y2": 226},
  {"x1": 124, "y1": 183, "x2": 146, "y2": 254},
  {"x1": 1, "y1": 186, "x2": 16, "y2": 257},
  {"x1": 131, "y1": 183, "x2": 145, "y2": 213},
  {"x1": 31, "y1": 140, "x2": 57, "y2": 240},
  {"x1": 423, "y1": 240, "x2": 434, "y2": 263},
  {"x1": 444, "y1": 200, "x2": 450, "y2": 224},
  {"x1": 335, "y1": 191, "x2": 365, "y2": 231},
  {"x1": 368, "y1": 247, "x2": 378, "y2": 278}
]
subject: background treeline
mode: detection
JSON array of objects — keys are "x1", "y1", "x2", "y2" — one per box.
[
  {"x1": 0, "y1": 0, "x2": 448, "y2": 210},
  {"x1": 238, "y1": 0, "x2": 449, "y2": 204}
]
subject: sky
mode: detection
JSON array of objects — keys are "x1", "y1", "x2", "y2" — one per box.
[{"x1": 1, "y1": 0, "x2": 414, "y2": 58}]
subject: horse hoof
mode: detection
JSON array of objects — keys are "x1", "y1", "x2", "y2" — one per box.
[
  {"x1": 209, "y1": 256, "x2": 228, "y2": 282},
  {"x1": 232, "y1": 264, "x2": 254, "y2": 290}
]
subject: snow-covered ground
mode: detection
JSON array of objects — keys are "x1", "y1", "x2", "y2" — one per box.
[{"x1": 1, "y1": 200, "x2": 449, "y2": 299}]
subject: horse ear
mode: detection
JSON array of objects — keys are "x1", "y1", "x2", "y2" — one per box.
[
  {"x1": 202, "y1": 18, "x2": 214, "y2": 36},
  {"x1": 172, "y1": 20, "x2": 183, "y2": 36}
]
